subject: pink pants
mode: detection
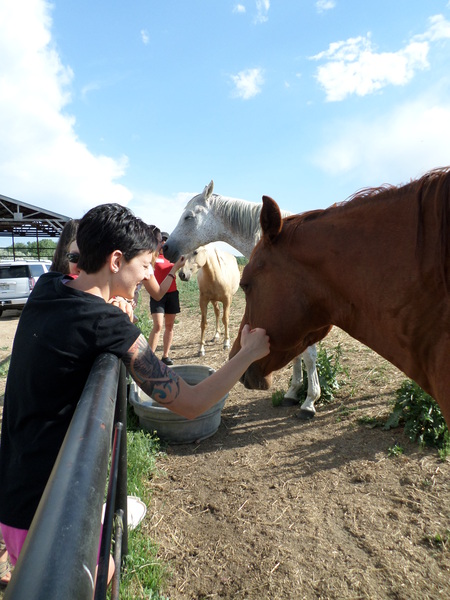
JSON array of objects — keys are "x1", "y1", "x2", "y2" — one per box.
[
  {"x1": 1, "y1": 521, "x2": 105, "y2": 567},
  {"x1": 0, "y1": 523, "x2": 28, "y2": 566}
]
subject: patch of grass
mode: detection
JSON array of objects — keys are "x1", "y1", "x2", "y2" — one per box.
[
  {"x1": 335, "y1": 405, "x2": 358, "y2": 422},
  {"x1": 177, "y1": 276, "x2": 200, "y2": 309},
  {"x1": 118, "y1": 535, "x2": 170, "y2": 600},
  {"x1": 357, "y1": 415, "x2": 385, "y2": 428},
  {"x1": 126, "y1": 408, "x2": 160, "y2": 494},
  {"x1": 0, "y1": 357, "x2": 10, "y2": 378},
  {"x1": 112, "y1": 406, "x2": 169, "y2": 599},
  {"x1": 134, "y1": 292, "x2": 153, "y2": 339},
  {"x1": 384, "y1": 379, "x2": 450, "y2": 459}
]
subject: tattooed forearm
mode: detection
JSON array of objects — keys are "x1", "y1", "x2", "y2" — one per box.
[{"x1": 123, "y1": 334, "x2": 181, "y2": 406}]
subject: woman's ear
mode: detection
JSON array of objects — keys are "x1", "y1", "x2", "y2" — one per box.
[{"x1": 109, "y1": 250, "x2": 123, "y2": 273}]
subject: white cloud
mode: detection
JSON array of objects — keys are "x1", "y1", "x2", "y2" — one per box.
[
  {"x1": 233, "y1": 4, "x2": 246, "y2": 14},
  {"x1": 311, "y1": 34, "x2": 429, "y2": 101},
  {"x1": 316, "y1": 0, "x2": 336, "y2": 13},
  {"x1": 230, "y1": 68, "x2": 264, "y2": 99},
  {"x1": 140, "y1": 29, "x2": 149, "y2": 45},
  {"x1": 255, "y1": 0, "x2": 270, "y2": 24},
  {"x1": 0, "y1": 0, "x2": 131, "y2": 219},
  {"x1": 415, "y1": 14, "x2": 450, "y2": 42},
  {"x1": 312, "y1": 98, "x2": 450, "y2": 183},
  {"x1": 310, "y1": 14, "x2": 450, "y2": 102}
]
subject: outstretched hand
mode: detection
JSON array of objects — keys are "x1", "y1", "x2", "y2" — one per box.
[
  {"x1": 239, "y1": 324, "x2": 270, "y2": 361},
  {"x1": 173, "y1": 255, "x2": 186, "y2": 271}
]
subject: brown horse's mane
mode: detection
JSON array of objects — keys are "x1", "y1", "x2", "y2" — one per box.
[{"x1": 283, "y1": 167, "x2": 450, "y2": 291}]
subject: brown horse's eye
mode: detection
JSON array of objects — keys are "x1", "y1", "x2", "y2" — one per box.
[{"x1": 240, "y1": 281, "x2": 249, "y2": 294}]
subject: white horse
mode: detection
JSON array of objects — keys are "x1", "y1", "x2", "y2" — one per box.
[
  {"x1": 179, "y1": 245, "x2": 240, "y2": 357},
  {"x1": 164, "y1": 181, "x2": 321, "y2": 418}
]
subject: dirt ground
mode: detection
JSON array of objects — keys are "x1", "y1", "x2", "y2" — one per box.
[{"x1": 1, "y1": 289, "x2": 449, "y2": 599}]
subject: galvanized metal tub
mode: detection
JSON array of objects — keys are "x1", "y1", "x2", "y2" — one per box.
[{"x1": 128, "y1": 364, "x2": 227, "y2": 444}]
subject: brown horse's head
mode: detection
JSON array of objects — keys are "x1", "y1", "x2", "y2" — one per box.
[{"x1": 230, "y1": 195, "x2": 331, "y2": 390}]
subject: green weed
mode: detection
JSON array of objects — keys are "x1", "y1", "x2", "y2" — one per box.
[
  {"x1": 388, "y1": 443, "x2": 404, "y2": 457},
  {"x1": 384, "y1": 380, "x2": 449, "y2": 458},
  {"x1": 271, "y1": 389, "x2": 285, "y2": 407},
  {"x1": 296, "y1": 343, "x2": 347, "y2": 404},
  {"x1": 424, "y1": 530, "x2": 449, "y2": 550}
]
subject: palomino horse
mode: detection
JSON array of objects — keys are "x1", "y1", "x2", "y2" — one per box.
[
  {"x1": 164, "y1": 181, "x2": 321, "y2": 417},
  {"x1": 230, "y1": 167, "x2": 450, "y2": 427},
  {"x1": 179, "y1": 245, "x2": 240, "y2": 357}
]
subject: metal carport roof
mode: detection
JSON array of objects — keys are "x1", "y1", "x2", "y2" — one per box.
[{"x1": 0, "y1": 193, "x2": 70, "y2": 239}]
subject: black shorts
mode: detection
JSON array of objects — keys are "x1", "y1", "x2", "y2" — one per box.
[{"x1": 150, "y1": 290, "x2": 181, "y2": 315}]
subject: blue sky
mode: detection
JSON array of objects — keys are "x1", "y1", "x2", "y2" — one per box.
[{"x1": 1, "y1": 0, "x2": 450, "y2": 250}]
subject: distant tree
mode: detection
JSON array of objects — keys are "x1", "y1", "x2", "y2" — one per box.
[{"x1": 1, "y1": 239, "x2": 57, "y2": 260}]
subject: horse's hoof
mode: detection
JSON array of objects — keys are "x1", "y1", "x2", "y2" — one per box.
[{"x1": 295, "y1": 409, "x2": 315, "y2": 420}]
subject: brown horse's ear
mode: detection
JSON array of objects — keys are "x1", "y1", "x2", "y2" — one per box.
[{"x1": 261, "y1": 196, "x2": 283, "y2": 242}]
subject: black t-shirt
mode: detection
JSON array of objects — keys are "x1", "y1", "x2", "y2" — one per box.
[{"x1": 0, "y1": 272, "x2": 141, "y2": 529}]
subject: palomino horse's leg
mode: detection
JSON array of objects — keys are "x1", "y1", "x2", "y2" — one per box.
[
  {"x1": 284, "y1": 345, "x2": 321, "y2": 419},
  {"x1": 221, "y1": 297, "x2": 231, "y2": 350},
  {"x1": 198, "y1": 297, "x2": 209, "y2": 356},
  {"x1": 210, "y1": 301, "x2": 221, "y2": 343}
]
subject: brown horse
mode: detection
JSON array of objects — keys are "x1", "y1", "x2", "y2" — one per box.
[{"x1": 230, "y1": 167, "x2": 450, "y2": 427}]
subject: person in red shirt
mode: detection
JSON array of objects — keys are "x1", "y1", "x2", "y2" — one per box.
[{"x1": 143, "y1": 231, "x2": 181, "y2": 365}]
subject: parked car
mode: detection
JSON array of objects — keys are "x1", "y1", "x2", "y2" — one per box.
[{"x1": 0, "y1": 260, "x2": 52, "y2": 317}]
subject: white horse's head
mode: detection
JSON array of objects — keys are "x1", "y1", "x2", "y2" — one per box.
[
  {"x1": 164, "y1": 181, "x2": 217, "y2": 262},
  {"x1": 164, "y1": 180, "x2": 270, "y2": 260}
]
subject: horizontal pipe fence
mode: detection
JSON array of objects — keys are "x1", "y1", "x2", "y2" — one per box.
[{"x1": 5, "y1": 353, "x2": 129, "y2": 600}]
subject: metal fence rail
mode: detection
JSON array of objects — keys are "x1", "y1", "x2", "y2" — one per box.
[{"x1": 5, "y1": 353, "x2": 128, "y2": 600}]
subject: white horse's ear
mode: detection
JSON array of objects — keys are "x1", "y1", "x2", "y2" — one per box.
[
  {"x1": 203, "y1": 180, "x2": 214, "y2": 201},
  {"x1": 261, "y1": 196, "x2": 282, "y2": 242}
]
